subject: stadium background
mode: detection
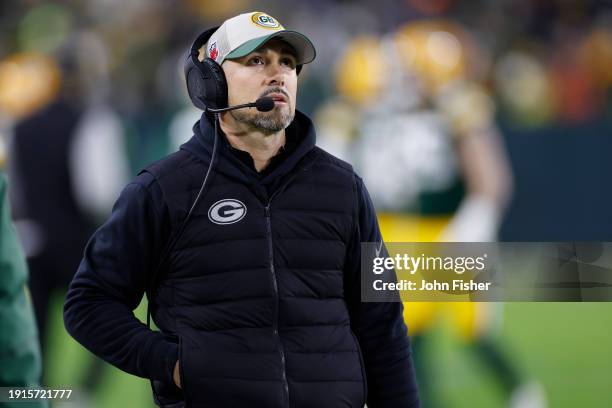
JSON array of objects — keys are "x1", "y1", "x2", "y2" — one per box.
[{"x1": 1, "y1": 0, "x2": 611, "y2": 407}]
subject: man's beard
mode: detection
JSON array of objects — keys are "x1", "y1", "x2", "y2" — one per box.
[{"x1": 229, "y1": 104, "x2": 294, "y2": 134}]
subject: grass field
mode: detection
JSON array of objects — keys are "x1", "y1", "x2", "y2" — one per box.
[{"x1": 44, "y1": 293, "x2": 612, "y2": 407}]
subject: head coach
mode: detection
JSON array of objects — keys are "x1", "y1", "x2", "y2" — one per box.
[{"x1": 64, "y1": 11, "x2": 419, "y2": 408}]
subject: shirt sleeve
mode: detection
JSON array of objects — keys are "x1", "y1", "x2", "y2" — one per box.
[
  {"x1": 0, "y1": 173, "x2": 45, "y2": 395},
  {"x1": 344, "y1": 174, "x2": 420, "y2": 408},
  {"x1": 63, "y1": 172, "x2": 178, "y2": 384}
]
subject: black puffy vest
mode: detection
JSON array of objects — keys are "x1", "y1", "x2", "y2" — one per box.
[{"x1": 145, "y1": 112, "x2": 367, "y2": 407}]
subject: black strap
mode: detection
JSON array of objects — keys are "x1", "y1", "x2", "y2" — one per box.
[{"x1": 146, "y1": 114, "x2": 221, "y2": 406}]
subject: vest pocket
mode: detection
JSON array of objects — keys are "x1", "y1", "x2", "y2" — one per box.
[{"x1": 350, "y1": 330, "x2": 368, "y2": 406}]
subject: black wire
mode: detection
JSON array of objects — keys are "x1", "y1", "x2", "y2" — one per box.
[{"x1": 147, "y1": 113, "x2": 221, "y2": 406}]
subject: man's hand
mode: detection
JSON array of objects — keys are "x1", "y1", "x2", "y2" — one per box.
[{"x1": 173, "y1": 360, "x2": 181, "y2": 389}]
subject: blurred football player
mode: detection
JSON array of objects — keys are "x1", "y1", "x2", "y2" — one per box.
[{"x1": 319, "y1": 19, "x2": 546, "y2": 408}]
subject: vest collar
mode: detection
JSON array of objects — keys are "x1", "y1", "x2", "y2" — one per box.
[{"x1": 181, "y1": 109, "x2": 317, "y2": 186}]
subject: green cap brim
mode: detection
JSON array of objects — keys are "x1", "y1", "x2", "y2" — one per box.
[{"x1": 225, "y1": 31, "x2": 316, "y2": 65}]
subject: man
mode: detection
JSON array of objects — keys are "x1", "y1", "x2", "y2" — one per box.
[
  {"x1": 0, "y1": 170, "x2": 47, "y2": 408},
  {"x1": 64, "y1": 11, "x2": 419, "y2": 408}
]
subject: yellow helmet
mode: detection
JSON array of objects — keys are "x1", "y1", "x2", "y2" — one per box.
[
  {"x1": 334, "y1": 35, "x2": 389, "y2": 105},
  {"x1": 0, "y1": 53, "x2": 61, "y2": 120},
  {"x1": 392, "y1": 20, "x2": 471, "y2": 92}
]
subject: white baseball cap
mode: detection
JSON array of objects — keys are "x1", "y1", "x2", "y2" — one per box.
[{"x1": 204, "y1": 11, "x2": 316, "y2": 66}]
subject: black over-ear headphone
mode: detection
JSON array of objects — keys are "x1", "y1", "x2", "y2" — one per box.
[{"x1": 183, "y1": 26, "x2": 228, "y2": 111}]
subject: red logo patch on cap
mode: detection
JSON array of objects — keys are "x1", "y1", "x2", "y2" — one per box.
[{"x1": 209, "y1": 42, "x2": 219, "y2": 61}]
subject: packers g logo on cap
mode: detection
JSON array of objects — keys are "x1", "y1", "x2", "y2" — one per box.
[{"x1": 251, "y1": 12, "x2": 283, "y2": 29}]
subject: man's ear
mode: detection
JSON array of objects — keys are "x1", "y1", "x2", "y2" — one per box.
[{"x1": 197, "y1": 45, "x2": 206, "y2": 62}]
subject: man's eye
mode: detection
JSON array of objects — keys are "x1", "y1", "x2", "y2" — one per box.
[
  {"x1": 281, "y1": 58, "x2": 296, "y2": 68},
  {"x1": 249, "y1": 56, "x2": 264, "y2": 65}
]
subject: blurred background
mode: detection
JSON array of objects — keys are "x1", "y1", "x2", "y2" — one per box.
[{"x1": 0, "y1": 0, "x2": 611, "y2": 407}]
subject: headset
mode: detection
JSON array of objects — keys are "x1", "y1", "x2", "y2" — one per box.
[
  {"x1": 147, "y1": 27, "x2": 223, "y2": 406},
  {"x1": 149, "y1": 22, "x2": 307, "y2": 402},
  {"x1": 147, "y1": 26, "x2": 285, "y2": 406},
  {"x1": 184, "y1": 26, "x2": 227, "y2": 111}
]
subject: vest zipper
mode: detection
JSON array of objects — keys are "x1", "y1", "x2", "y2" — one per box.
[
  {"x1": 261, "y1": 159, "x2": 316, "y2": 407},
  {"x1": 264, "y1": 204, "x2": 290, "y2": 406}
]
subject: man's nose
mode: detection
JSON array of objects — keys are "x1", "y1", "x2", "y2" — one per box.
[{"x1": 265, "y1": 62, "x2": 285, "y2": 86}]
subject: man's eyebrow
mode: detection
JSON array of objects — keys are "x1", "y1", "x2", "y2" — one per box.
[
  {"x1": 280, "y1": 48, "x2": 297, "y2": 58},
  {"x1": 251, "y1": 46, "x2": 298, "y2": 59}
]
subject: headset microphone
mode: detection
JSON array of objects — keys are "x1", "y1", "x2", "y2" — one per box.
[
  {"x1": 205, "y1": 96, "x2": 275, "y2": 113},
  {"x1": 254, "y1": 97, "x2": 276, "y2": 112}
]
